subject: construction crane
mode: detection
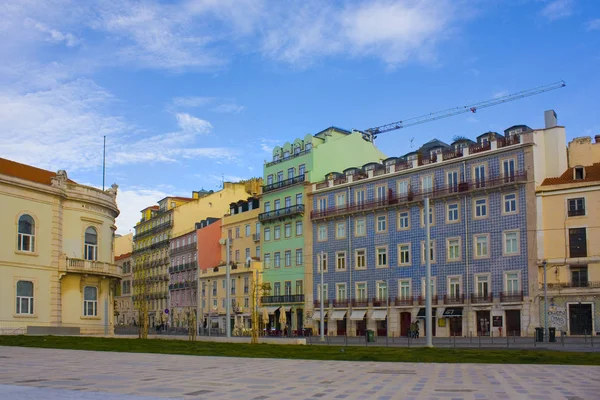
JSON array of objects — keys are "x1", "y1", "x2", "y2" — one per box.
[{"x1": 361, "y1": 80, "x2": 566, "y2": 139}]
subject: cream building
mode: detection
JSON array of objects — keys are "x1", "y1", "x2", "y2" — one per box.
[
  {"x1": 537, "y1": 135, "x2": 600, "y2": 336},
  {"x1": 0, "y1": 158, "x2": 121, "y2": 335},
  {"x1": 114, "y1": 234, "x2": 134, "y2": 326}
]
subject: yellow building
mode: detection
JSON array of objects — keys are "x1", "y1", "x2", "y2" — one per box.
[
  {"x1": 0, "y1": 158, "x2": 120, "y2": 335},
  {"x1": 114, "y1": 234, "x2": 134, "y2": 326},
  {"x1": 537, "y1": 136, "x2": 600, "y2": 336}
]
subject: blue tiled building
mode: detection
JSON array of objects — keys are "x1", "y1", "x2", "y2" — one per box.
[{"x1": 308, "y1": 125, "x2": 542, "y2": 338}]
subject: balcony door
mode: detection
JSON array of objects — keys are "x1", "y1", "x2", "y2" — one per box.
[{"x1": 569, "y1": 228, "x2": 587, "y2": 258}]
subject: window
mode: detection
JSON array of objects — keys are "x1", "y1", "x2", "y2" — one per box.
[
  {"x1": 285, "y1": 196, "x2": 291, "y2": 208},
  {"x1": 503, "y1": 231, "x2": 519, "y2": 255},
  {"x1": 84, "y1": 227, "x2": 98, "y2": 261},
  {"x1": 397, "y1": 180, "x2": 409, "y2": 197},
  {"x1": 376, "y1": 185, "x2": 387, "y2": 201},
  {"x1": 285, "y1": 281, "x2": 292, "y2": 295},
  {"x1": 16, "y1": 280, "x2": 34, "y2": 315},
  {"x1": 222, "y1": 279, "x2": 226, "y2": 289},
  {"x1": 318, "y1": 253, "x2": 328, "y2": 272},
  {"x1": 318, "y1": 197, "x2": 327, "y2": 211},
  {"x1": 245, "y1": 224, "x2": 251, "y2": 236},
  {"x1": 264, "y1": 202, "x2": 271, "y2": 213},
  {"x1": 421, "y1": 175, "x2": 433, "y2": 193},
  {"x1": 256, "y1": 246, "x2": 260, "y2": 259},
  {"x1": 376, "y1": 246, "x2": 387, "y2": 268},
  {"x1": 235, "y1": 249, "x2": 240, "y2": 262},
  {"x1": 335, "y1": 193, "x2": 346, "y2": 206},
  {"x1": 502, "y1": 158, "x2": 516, "y2": 182},
  {"x1": 399, "y1": 280, "x2": 411, "y2": 299},
  {"x1": 336, "y1": 252, "x2": 346, "y2": 271},
  {"x1": 376, "y1": 215, "x2": 387, "y2": 232},
  {"x1": 335, "y1": 222, "x2": 346, "y2": 239},
  {"x1": 231, "y1": 279, "x2": 236, "y2": 295},
  {"x1": 355, "y1": 218, "x2": 366, "y2": 236},
  {"x1": 277, "y1": 171, "x2": 284, "y2": 182},
  {"x1": 285, "y1": 250, "x2": 291, "y2": 267},
  {"x1": 336, "y1": 283, "x2": 347, "y2": 301},
  {"x1": 17, "y1": 214, "x2": 35, "y2": 252},
  {"x1": 296, "y1": 280, "x2": 303, "y2": 295},
  {"x1": 284, "y1": 223, "x2": 291, "y2": 238},
  {"x1": 474, "y1": 198, "x2": 487, "y2": 218},
  {"x1": 255, "y1": 222, "x2": 261, "y2": 234},
  {"x1": 244, "y1": 277, "x2": 249, "y2": 294},
  {"x1": 274, "y1": 252, "x2": 281, "y2": 268},
  {"x1": 317, "y1": 283, "x2": 328, "y2": 301},
  {"x1": 476, "y1": 275, "x2": 489, "y2": 297},
  {"x1": 317, "y1": 225, "x2": 327, "y2": 241},
  {"x1": 503, "y1": 193, "x2": 517, "y2": 214},
  {"x1": 355, "y1": 249, "x2": 366, "y2": 269},
  {"x1": 571, "y1": 266, "x2": 588, "y2": 287},
  {"x1": 296, "y1": 193, "x2": 303, "y2": 205},
  {"x1": 574, "y1": 166, "x2": 585, "y2": 180},
  {"x1": 376, "y1": 281, "x2": 388, "y2": 300},
  {"x1": 245, "y1": 248, "x2": 250, "y2": 259},
  {"x1": 244, "y1": 298, "x2": 249, "y2": 308},
  {"x1": 505, "y1": 272, "x2": 520, "y2": 293},
  {"x1": 447, "y1": 170, "x2": 459, "y2": 193},
  {"x1": 264, "y1": 253, "x2": 271, "y2": 268},
  {"x1": 356, "y1": 283, "x2": 367, "y2": 300},
  {"x1": 267, "y1": 175, "x2": 273, "y2": 185},
  {"x1": 296, "y1": 249, "x2": 303, "y2": 266},
  {"x1": 398, "y1": 244, "x2": 410, "y2": 266},
  {"x1": 274, "y1": 282, "x2": 281, "y2": 296},
  {"x1": 227, "y1": 230, "x2": 232, "y2": 240},
  {"x1": 447, "y1": 238, "x2": 461, "y2": 261},
  {"x1": 421, "y1": 277, "x2": 436, "y2": 299},
  {"x1": 448, "y1": 276, "x2": 461, "y2": 298},
  {"x1": 421, "y1": 240, "x2": 435, "y2": 263},
  {"x1": 296, "y1": 221, "x2": 303, "y2": 236},
  {"x1": 235, "y1": 227, "x2": 240, "y2": 238},
  {"x1": 287, "y1": 167, "x2": 295, "y2": 179},
  {"x1": 355, "y1": 189, "x2": 366, "y2": 207},
  {"x1": 447, "y1": 203, "x2": 459, "y2": 223},
  {"x1": 421, "y1": 206, "x2": 434, "y2": 226},
  {"x1": 274, "y1": 225, "x2": 281, "y2": 240},
  {"x1": 398, "y1": 211, "x2": 410, "y2": 230},
  {"x1": 568, "y1": 198, "x2": 585, "y2": 217},
  {"x1": 212, "y1": 281, "x2": 217, "y2": 296},
  {"x1": 264, "y1": 228, "x2": 271, "y2": 241},
  {"x1": 83, "y1": 286, "x2": 97, "y2": 316},
  {"x1": 569, "y1": 228, "x2": 587, "y2": 258},
  {"x1": 474, "y1": 234, "x2": 489, "y2": 258},
  {"x1": 274, "y1": 199, "x2": 280, "y2": 210},
  {"x1": 474, "y1": 164, "x2": 486, "y2": 188},
  {"x1": 299, "y1": 164, "x2": 306, "y2": 177}
]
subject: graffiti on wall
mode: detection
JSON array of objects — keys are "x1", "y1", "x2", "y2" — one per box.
[{"x1": 548, "y1": 306, "x2": 567, "y2": 330}]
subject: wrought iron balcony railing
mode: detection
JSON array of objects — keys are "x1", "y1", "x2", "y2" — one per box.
[
  {"x1": 471, "y1": 293, "x2": 493, "y2": 304},
  {"x1": 259, "y1": 204, "x2": 305, "y2": 223},
  {"x1": 500, "y1": 291, "x2": 523, "y2": 302},
  {"x1": 261, "y1": 294, "x2": 305, "y2": 304},
  {"x1": 263, "y1": 175, "x2": 305, "y2": 193}
]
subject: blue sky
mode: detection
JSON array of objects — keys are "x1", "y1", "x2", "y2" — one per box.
[{"x1": 1, "y1": 0, "x2": 599, "y2": 233}]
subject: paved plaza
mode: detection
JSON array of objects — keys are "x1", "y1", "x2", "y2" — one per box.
[{"x1": 0, "y1": 346, "x2": 599, "y2": 400}]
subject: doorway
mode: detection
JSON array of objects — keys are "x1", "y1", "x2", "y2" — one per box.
[
  {"x1": 400, "y1": 312, "x2": 412, "y2": 337},
  {"x1": 376, "y1": 318, "x2": 387, "y2": 337},
  {"x1": 476, "y1": 311, "x2": 490, "y2": 336},
  {"x1": 337, "y1": 317, "x2": 347, "y2": 336},
  {"x1": 569, "y1": 303, "x2": 593, "y2": 335},
  {"x1": 356, "y1": 319, "x2": 366, "y2": 336},
  {"x1": 449, "y1": 317, "x2": 463, "y2": 337},
  {"x1": 505, "y1": 310, "x2": 521, "y2": 336}
]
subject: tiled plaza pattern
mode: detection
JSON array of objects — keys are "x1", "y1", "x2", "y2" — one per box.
[{"x1": 0, "y1": 346, "x2": 599, "y2": 400}]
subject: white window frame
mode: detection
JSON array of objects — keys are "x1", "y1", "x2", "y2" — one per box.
[
  {"x1": 473, "y1": 197, "x2": 488, "y2": 219},
  {"x1": 421, "y1": 174, "x2": 434, "y2": 193},
  {"x1": 336, "y1": 251, "x2": 347, "y2": 271},
  {"x1": 504, "y1": 271, "x2": 521, "y2": 294},
  {"x1": 274, "y1": 225, "x2": 281, "y2": 240},
  {"x1": 83, "y1": 286, "x2": 98, "y2": 317},
  {"x1": 317, "y1": 253, "x2": 328, "y2": 273},
  {"x1": 336, "y1": 283, "x2": 347, "y2": 301},
  {"x1": 17, "y1": 214, "x2": 36, "y2": 253},
  {"x1": 296, "y1": 221, "x2": 303, "y2": 236},
  {"x1": 335, "y1": 222, "x2": 346, "y2": 239},
  {"x1": 446, "y1": 202, "x2": 460, "y2": 224},
  {"x1": 397, "y1": 210, "x2": 410, "y2": 230},
  {"x1": 16, "y1": 280, "x2": 34, "y2": 315},
  {"x1": 264, "y1": 227, "x2": 271, "y2": 241},
  {"x1": 475, "y1": 273, "x2": 491, "y2": 297},
  {"x1": 375, "y1": 184, "x2": 387, "y2": 201},
  {"x1": 84, "y1": 226, "x2": 98, "y2": 261},
  {"x1": 397, "y1": 179, "x2": 410, "y2": 198},
  {"x1": 376, "y1": 281, "x2": 388, "y2": 300},
  {"x1": 355, "y1": 218, "x2": 366, "y2": 237},
  {"x1": 376, "y1": 246, "x2": 388, "y2": 268},
  {"x1": 420, "y1": 276, "x2": 437, "y2": 299},
  {"x1": 446, "y1": 237, "x2": 461, "y2": 262},
  {"x1": 502, "y1": 192, "x2": 518, "y2": 215},
  {"x1": 284, "y1": 223, "x2": 292, "y2": 238},
  {"x1": 355, "y1": 282, "x2": 367, "y2": 301},
  {"x1": 503, "y1": 230, "x2": 520, "y2": 256},
  {"x1": 355, "y1": 249, "x2": 366, "y2": 270},
  {"x1": 317, "y1": 283, "x2": 328, "y2": 301},
  {"x1": 335, "y1": 193, "x2": 346, "y2": 207},
  {"x1": 296, "y1": 249, "x2": 303, "y2": 266},
  {"x1": 398, "y1": 243, "x2": 411, "y2": 266},
  {"x1": 398, "y1": 279, "x2": 411, "y2": 300},
  {"x1": 447, "y1": 275, "x2": 462, "y2": 298},
  {"x1": 317, "y1": 225, "x2": 327, "y2": 242},
  {"x1": 420, "y1": 206, "x2": 434, "y2": 227},
  {"x1": 376, "y1": 214, "x2": 387, "y2": 233},
  {"x1": 474, "y1": 234, "x2": 490, "y2": 259}
]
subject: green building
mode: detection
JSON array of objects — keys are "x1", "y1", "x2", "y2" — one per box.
[{"x1": 259, "y1": 127, "x2": 386, "y2": 332}]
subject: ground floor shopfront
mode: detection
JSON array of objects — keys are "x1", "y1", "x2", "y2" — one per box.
[
  {"x1": 540, "y1": 294, "x2": 599, "y2": 336},
  {"x1": 260, "y1": 305, "x2": 304, "y2": 335},
  {"x1": 310, "y1": 304, "x2": 532, "y2": 337}
]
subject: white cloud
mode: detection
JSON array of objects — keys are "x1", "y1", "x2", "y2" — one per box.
[
  {"x1": 211, "y1": 103, "x2": 244, "y2": 114},
  {"x1": 175, "y1": 113, "x2": 213, "y2": 133},
  {"x1": 587, "y1": 18, "x2": 600, "y2": 31},
  {"x1": 115, "y1": 186, "x2": 168, "y2": 234},
  {"x1": 23, "y1": 17, "x2": 81, "y2": 47},
  {"x1": 540, "y1": 0, "x2": 574, "y2": 21},
  {"x1": 171, "y1": 96, "x2": 215, "y2": 108},
  {"x1": 492, "y1": 90, "x2": 509, "y2": 99}
]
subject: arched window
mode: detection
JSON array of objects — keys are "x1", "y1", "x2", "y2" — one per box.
[
  {"x1": 83, "y1": 286, "x2": 97, "y2": 316},
  {"x1": 16, "y1": 280, "x2": 34, "y2": 314},
  {"x1": 84, "y1": 227, "x2": 98, "y2": 261},
  {"x1": 18, "y1": 214, "x2": 35, "y2": 252}
]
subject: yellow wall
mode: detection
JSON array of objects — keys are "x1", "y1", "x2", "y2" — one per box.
[
  {"x1": 60, "y1": 274, "x2": 113, "y2": 334},
  {"x1": 115, "y1": 233, "x2": 133, "y2": 257},
  {"x1": 221, "y1": 207, "x2": 260, "y2": 263},
  {"x1": 568, "y1": 137, "x2": 600, "y2": 168}
]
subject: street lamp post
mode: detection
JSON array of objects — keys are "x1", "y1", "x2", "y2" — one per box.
[
  {"x1": 320, "y1": 250, "x2": 325, "y2": 343},
  {"x1": 543, "y1": 260, "x2": 548, "y2": 342},
  {"x1": 425, "y1": 197, "x2": 433, "y2": 348}
]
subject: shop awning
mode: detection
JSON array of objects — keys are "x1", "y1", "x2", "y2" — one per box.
[
  {"x1": 282, "y1": 306, "x2": 292, "y2": 312},
  {"x1": 350, "y1": 310, "x2": 367, "y2": 320},
  {"x1": 311, "y1": 310, "x2": 328, "y2": 320},
  {"x1": 417, "y1": 308, "x2": 437, "y2": 318},
  {"x1": 330, "y1": 310, "x2": 347, "y2": 320},
  {"x1": 263, "y1": 306, "x2": 280, "y2": 315},
  {"x1": 371, "y1": 310, "x2": 388, "y2": 320},
  {"x1": 442, "y1": 307, "x2": 463, "y2": 317}
]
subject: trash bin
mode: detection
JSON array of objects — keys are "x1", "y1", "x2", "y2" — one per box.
[
  {"x1": 366, "y1": 330, "x2": 375, "y2": 343},
  {"x1": 549, "y1": 327, "x2": 556, "y2": 342},
  {"x1": 535, "y1": 327, "x2": 544, "y2": 342}
]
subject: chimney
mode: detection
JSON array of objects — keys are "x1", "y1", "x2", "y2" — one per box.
[
  {"x1": 544, "y1": 110, "x2": 557, "y2": 129},
  {"x1": 595, "y1": 135, "x2": 600, "y2": 144}
]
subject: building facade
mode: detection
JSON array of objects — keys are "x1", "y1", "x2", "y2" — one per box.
[
  {"x1": 0, "y1": 158, "x2": 121, "y2": 335},
  {"x1": 114, "y1": 252, "x2": 134, "y2": 325},
  {"x1": 308, "y1": 117, "x2": 566, "y2": 338},
  {"x1": 537, "y1": 135, "x2": 600, "y2": 336},
  {"x1": 260, "y1": 127, "x2": 387, "y2": 332},
  {"x1": 168, "y1": 230, "x2": 198, "y2": 327}
]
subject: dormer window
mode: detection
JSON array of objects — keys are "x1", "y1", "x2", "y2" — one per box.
[
  {"x1": 365, "y1": 165, "x2": 374, "y2": 171},
  {"x1": 294, "y1": 145, "x2": 301, "y2": 154},
  {"x1": 509, "y1": 128, "x2": 523, "y2": 136},
  {"x1": 283, "y1": 151, "x2": 290, "y2": 158},
  {"x1": 305, "y1": 143, "x2": 312, "y2": 151},
  {"x1": 574, "y1": 166, "x2": 585, "y2": 180}
]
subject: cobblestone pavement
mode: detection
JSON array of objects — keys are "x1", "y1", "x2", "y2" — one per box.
[{"x1": 0, "y1": 346, "x2": 599, "y2": 400}]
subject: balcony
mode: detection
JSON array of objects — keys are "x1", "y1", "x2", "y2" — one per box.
[
  {"x1": 259, "y1": 204, "x2": 305, "y2": 223},
  {"x1": 332, "y1": 299, "x2": 349, "y2": 308},
  {"x1": 395, "y1": 296, "x2": 414, "y2": 306},
  {"x1": 313, "y1": 300, "x2": 328, "y2": 308},
  {"x1": 133, "y1": 220, "x2": 173, "y2": 241},
  {"x1": 568, "y1": 208, "x2": 586, "y2": 217},
  {"x1": 311, "y1": 171, "x2": 527, "y2": 220},
  {"x1": 443, "y1": 294, "x2": 465, "y2": 305},
  {"x1": 418, "y1": 295, "x2": 438, "y2": 305},
  {"x1": 351, "y1": 298, "x2": 369, "y2": 307},
  {"x1": 500, "y1": 291, "x2": 523, "y2": 303},
  {"x1": 265, "y1": 148, "x2": 311, "y2": 168},
  {"x1": 170, "y1": 243, "x2": 197, "y2": 255},
  {"x1": 371, "y1": 297, "x2": 389, "y2": 307},
  {"x1": 471, "y1": 293, "x2": 493, "y2": 304},
  {"x1": 263, "y1": 175, "x2": 305, "y2": 193},
  {"x1": 151, "y1": 239, "x2": 170, "y2": 250},
  {"x1": 61, "y1": 257, "x2": 122, "y2": 279},
  {"x1": 261, "y1": 294, "x2": 305, "y2": 304},
  {"x1": 545, "y1": 281, "x2": 600, "y2": 290}
]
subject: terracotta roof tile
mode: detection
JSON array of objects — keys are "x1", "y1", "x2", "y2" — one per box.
[
  {"x1": 542, "y1": 163, "x2": 600, "y2": 186},
  {"x1": 0, "y1": 157, "x2": 76, "y2": 186},
  {"x1": 115, "y1": 252, "x2": 132, "y2": 261}
]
